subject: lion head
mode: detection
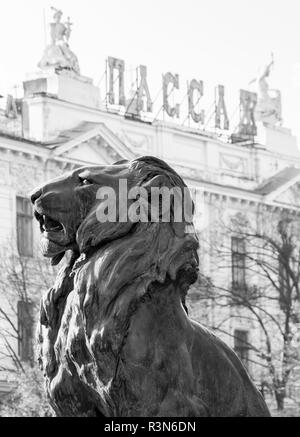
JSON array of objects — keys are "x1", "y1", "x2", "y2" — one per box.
[
  {"x1": 31, "y1": 156, "x2": 199, "y2": 275},
  {"x1": 31, "y1": 156, "x2": 200, "y2": 416}
]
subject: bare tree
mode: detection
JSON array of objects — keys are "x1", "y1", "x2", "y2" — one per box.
[
  {"x1": 189, "y1": 211, "x2": 300, "y2": 412},
  {"x1": 0, "y1": 243, "x2": 56, "y2": 375}
]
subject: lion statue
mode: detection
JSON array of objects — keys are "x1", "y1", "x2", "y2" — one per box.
[{"x1": 31, "y1": 156, "x2": 270, "y2": 417}]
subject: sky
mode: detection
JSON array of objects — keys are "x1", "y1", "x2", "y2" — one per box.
[{"x1": 0, "y1": 0, "x2": 299, "y2": 141}]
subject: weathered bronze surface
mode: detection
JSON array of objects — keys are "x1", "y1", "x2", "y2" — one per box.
[{"x1": 31, "y1": 156, "x2": 270, "y2": 417}]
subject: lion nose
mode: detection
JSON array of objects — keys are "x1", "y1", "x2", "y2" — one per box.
[{"x1": 31, "y1": 188, "x2": 42, "y2": 204}]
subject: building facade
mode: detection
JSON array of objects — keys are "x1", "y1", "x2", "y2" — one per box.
[{"x1": 0, "y1": 21, "x2": 300, "y2": 411}]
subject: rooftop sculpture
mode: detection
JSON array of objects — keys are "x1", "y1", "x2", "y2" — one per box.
[
  {"x1": 38, "y1": 7, "x2": 80, "y2": 75},
  {"x1": 31, "y1": 156, "x2": 271, "y2": 417},
  {"x1": 250, "y1": 54, "x2": 282, "y2": 126}
]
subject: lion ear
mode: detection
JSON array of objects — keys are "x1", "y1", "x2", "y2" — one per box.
[{"x1": 142, "y1": 175, "x2": 189, "y2": 239}]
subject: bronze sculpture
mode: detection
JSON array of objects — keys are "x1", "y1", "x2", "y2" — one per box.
[{"x1": 31, "y1": 156, "x2": 270, "y2": 417}]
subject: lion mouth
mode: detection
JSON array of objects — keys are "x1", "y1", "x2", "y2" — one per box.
[{"x1": 34, "y1": 211, "x2": 63, "y2": 233}]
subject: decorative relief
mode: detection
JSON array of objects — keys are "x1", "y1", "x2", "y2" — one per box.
[
  {"x1": 1, "y1": 152, "x2": 90, "y2": 198},
  {"x1": 36, "y1": 166, "x2": 47, "y2": 184},
  {"x1": 93, "y1": 136, "x2": 124, "y2": 163},
  {"x1": 11, "y1": 162, "x2": 39, "y2": 194},
  {"x1": 0, "y1": 160, "x2": 10, "y2": 185},
  {"x1": 275, "y1": 182, "x2": 300, "y2": 207},
  {"x1": 219, "y1": 153, "x2": 248, "y2": 175},
  {"x1": 173, "y1": 164, "x2": 213, "y2": 183},
  {"x1": 0, "y1": 112, "x2": 23, "y2": 137},
  {"x1": 9, "y1": 157, "x2": 56, "y2": 194},
  {"x1": 121, "y1": 130, "x2": 150, "y2": 152},
  {"x1": 46, "y1": 160, "x2": 67, "y2": 180},
  {"x1": 173, "y1": 165, "x2": 199, "y2": 180}
]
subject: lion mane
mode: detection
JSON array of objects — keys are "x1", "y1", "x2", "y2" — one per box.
[{"x1": 33, "y1": 156, "x2": 270, "y2": 417}]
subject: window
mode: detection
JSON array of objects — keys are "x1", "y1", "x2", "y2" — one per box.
[
  {"x1": 16, "y1": 196, "x2": 33, "y2": 257},
  {"x1": 231, "y1": 237, "x2": 246, "y2": 291},
  {"x1": 234, "y1": 330, "x2": 249, "y2": 369},
  {"x1": 17, "y1": 300, "x2": 33, "y2": 362}
]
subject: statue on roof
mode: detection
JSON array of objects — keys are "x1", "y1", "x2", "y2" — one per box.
[
  {"x1": 250, "y1": 54, "x2": 282, "y2": 126},
  {"x1": 38, "y1": 7, "x2": 80, "y2": 75}
]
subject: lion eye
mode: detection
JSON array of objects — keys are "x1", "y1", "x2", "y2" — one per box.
[
  {"x1": 78, "y1": 176, "x2": 93, "y2": 186},
  {"x1": 83, "y1": 179, "x2": 92, "y2": 186}
]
